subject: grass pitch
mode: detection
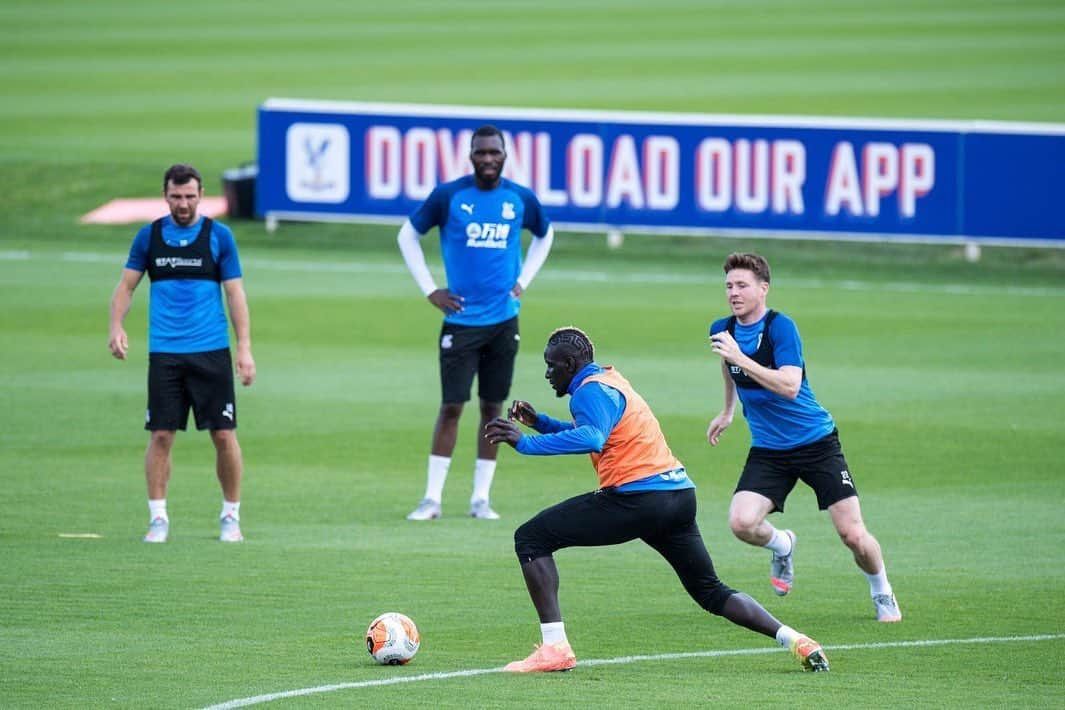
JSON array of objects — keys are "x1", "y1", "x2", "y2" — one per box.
[{"x1": 1, "y1": 1, "x2": 1064, "y2": 708}]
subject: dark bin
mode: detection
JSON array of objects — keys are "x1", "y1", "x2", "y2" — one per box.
[{"x1": 221, "y1": 163, "x2": 258, "y2": 219}]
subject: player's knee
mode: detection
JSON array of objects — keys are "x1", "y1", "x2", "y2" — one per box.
[
  {"x1": 149, "y1": 430, "x2": 176, "y2": 448},
  {"x1": 439, "y1": 402, "x2": 464, "y2": 421},
  {"x1": 838, "y1": 524, "x2": 868, "y2": 551},
  {"x1": 702, "y1": 584, "x2": 737, "y2": 615},
  {"x1": 210, "y1": 429, "x2": 239, "y2": 450},
  {"x1": 478, "y1": 399, "x2": 503, "y2": 420},
  {"x1": 514, "y1": 518, "x2": 549, "y2": 561},
  {"x1": 728, "y1": 510, "x2": 759, "y2": 539}
]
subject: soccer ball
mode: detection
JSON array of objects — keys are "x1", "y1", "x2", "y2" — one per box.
[{"x1": 365, "y1": 612, "x2": 420, "y2": 665}]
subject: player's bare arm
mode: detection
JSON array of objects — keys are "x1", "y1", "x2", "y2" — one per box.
[
  {"x1": 707, "y1": 362, "x2": 737, "y2": 446},
  {"x1": 108, "y1": 268, "x2": 144, "y2": 360},
  {"x1": 224, "y1": 278, "x2": 256, "y2": 386}
]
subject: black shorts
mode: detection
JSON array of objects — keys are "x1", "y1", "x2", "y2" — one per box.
[
  {"x1": 735, "y1": 429, "x2": 858, "y2": 512},
  {"x1": 146, "y1": 349, "x2": 236, "y2": 431},
  {"x1": 513, "y1": 487, "x2": 736, "y2": 615},
  {"x1": 438, "y1": 316, "x2": 519, "y2": 404}
]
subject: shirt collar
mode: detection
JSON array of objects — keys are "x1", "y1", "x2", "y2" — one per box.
[{"x1": 568, "y1": 361, "x2": 603, "y2": 395}]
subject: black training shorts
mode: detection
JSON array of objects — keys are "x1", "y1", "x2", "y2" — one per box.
[
  {"x1": 146, "y1": 349, "x2": 237, "y2": 431},
  {"x1": 735, "y1": 429, "x2": 858, "y2": 512},
  {"x1": 438, "y1": 316, "x2": 519, "y2": 404},
  {"x1": 513, "y1": 487, "x2": 737, "y2": 615}
]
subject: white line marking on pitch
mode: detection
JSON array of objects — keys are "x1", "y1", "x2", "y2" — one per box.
[
  {"x1": 3, "y1": 250, "x2": 1064, "y2": 298},
  {"x1": 201, "y1": 633, "x2": 1065, "y2": 709}
]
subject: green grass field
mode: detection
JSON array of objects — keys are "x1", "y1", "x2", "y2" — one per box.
[{"x1": 2, "y1": 1, "x2": 1065, "y2": 708}]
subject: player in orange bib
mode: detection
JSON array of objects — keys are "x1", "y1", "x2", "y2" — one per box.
[{"x1": 485, "y1": 327, "x2": 829, "y2": 674}]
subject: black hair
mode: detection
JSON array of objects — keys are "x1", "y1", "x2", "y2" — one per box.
[
  {"x1": 163, "y1": 164, "x2": 202, "y2": 191},
  {"x1": 547, "y1": 326, "x2": 594, "y2": 363},
  {"x1": 471, "y1": 124, "x2": 505, "y2": 149}
]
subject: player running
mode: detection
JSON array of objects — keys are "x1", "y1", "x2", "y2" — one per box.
[{"x1": 486, "y1": 327, "x2": 829, "y2": 673}]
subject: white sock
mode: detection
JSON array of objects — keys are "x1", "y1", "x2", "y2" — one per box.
[
  {"x1": 471, "y1": 458, "x2": 497, "y2": 502},
  {"x1": 540, "y1": 621, "x2": 568, "y2": 646},
  {"x1": 424, "y1": 455, "x2": 451, "y2": 502},
  {"x1": 865, "y1": 566, "x2": 893, "y2": 596},
  {"x1": 148, "y1": 499, "x2": 168, "y2": 521},
  {"x1": 222, "y1": 500, "x2": 240, "y2": 520},
  {"x1": 775, "y1": 625, "x2": 800, "y2": 648},
  {"x1": 764, "y1": 528, "x2": 792, "y2": 556}
]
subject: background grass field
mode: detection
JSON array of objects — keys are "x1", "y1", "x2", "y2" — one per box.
[{"x1": 2, "y1": 1, "x2": 1064, "y2": 708}]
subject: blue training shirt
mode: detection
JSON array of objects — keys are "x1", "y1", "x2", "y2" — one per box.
[
  {"x1": 125, "y1": 215, "x2": 243, "y2": 354},
  {"x1": 709, "y1": 311, "x2": 834, "y2": 450},
  {"x1": 409, "y1": 175, "x2": 550, "y2": 327},
  {"x1": 516, "y1": 362, "x2": 694, "y2": 492}
]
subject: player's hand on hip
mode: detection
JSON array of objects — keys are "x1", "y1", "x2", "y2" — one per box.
[
  {"x1": 428, "y1": 289, "x2": 464, "y2": 315},
  {"x1": 508, "y1": 400, "x2": 537, "y2": 426},
  {"x1": 510, "y1": 282, "x2": 524, "y2": 298}
]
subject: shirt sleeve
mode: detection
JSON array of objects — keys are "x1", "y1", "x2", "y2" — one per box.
[
  {"x1": 409, "y1": 185, "x2": 447, "y2": 234},
  {"x1": 532, "y1": 412, "x2": 574, "y2": 434},
  {"x1": 124, "y1": 225, "x2": 151, "y2": 272},
  {"x1": 521, "y1": 190, "x2": 550, "y2": 238},
  {"x1": 516, "y1": 383, "x2": 624, "y2": 455},
  {"x1": 708, "y1": 316, "x2": 729, "y2": 338},
  {"x1": 770, "y1": 314, "x2": 804, "y2": 368},
  {"x1": 214, "y1": 222, "x2": 244, "y2": 281}
]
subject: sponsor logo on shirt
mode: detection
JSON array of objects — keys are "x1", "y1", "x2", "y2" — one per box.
[
  {"x1": 658, "y1": 468, "x2": 689, "y2": 482},
  {"x1": 466, "y1": 222, "x2": 510, "y2": 248},
  {"x1": 155, "y1": 257, "x2": 204, "y2": 269}
]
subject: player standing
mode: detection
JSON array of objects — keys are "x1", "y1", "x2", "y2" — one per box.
[
  {"x1": 398, "y1": 125, "x2": 554, "y2": 521},
  {"x1": 109, "y1": 164, "x2": 255, "y2": 543}
]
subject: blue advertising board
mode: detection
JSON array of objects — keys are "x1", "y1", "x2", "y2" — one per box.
[{"x1": 257, "y1": 100, "x2": 1065, "y2": 245}]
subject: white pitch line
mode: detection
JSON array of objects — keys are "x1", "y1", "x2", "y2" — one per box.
[
  {"x1": 200, "y1": 633, "x2": 1065, "y2": 710},
  {"x1": 5, "y1": 248, "x2": 1065, "y2": 297}
]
